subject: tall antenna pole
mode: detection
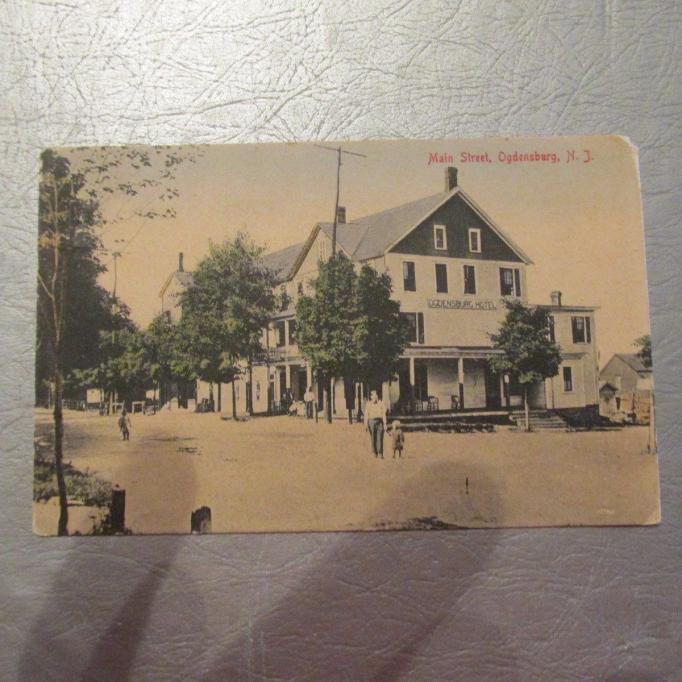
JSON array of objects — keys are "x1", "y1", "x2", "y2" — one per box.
[
  {"x1": 332, "y1": 147, "x2": 341, "y2": 256},
  {"x1": 314, "y1": 144, "x2": 367, "y2": 259}
]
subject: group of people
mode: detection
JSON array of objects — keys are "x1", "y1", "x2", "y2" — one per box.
[
  {"x1": 120, "y1": 384, "x2": 401, "y2": 456},
  {"x1": 302, "y1": 386, "x2": 404, "y2": 458}
]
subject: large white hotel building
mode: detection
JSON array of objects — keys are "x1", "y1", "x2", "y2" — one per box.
[{"x1": 160, "y1": 167, "x2": 600, "y2": 423}]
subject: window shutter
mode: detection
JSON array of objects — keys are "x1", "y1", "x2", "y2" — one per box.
[
  {"x1": 417, "y1": 312, "x2": 425, "y2": 344},
  {"x1": 464, "y1": 265, "x2": 476, "y2": 294},
  {"x1": 586, "y1": 316, "x2": 591, "y2": 343},
  {"x1": 571, "y1": 317, "x2": 579, "y2": 343},
  {"x1": 514, "y1": 269, "x2": 521, "y2": 296}
]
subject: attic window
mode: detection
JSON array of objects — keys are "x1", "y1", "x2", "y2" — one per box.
[
  {"x1": 468, "y1": 228, "x2": 481, "y2": 253},
  {"x1": 433, "y1": 224, "x2": 447, "y2": 250}
]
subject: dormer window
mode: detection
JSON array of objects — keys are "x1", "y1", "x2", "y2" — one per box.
[
  {"x1": 468, "y1": 228, "x2": 481, "y2": 253},
  {"x1": 433, "y1": 224, "x2": 447, "y2": 250}
]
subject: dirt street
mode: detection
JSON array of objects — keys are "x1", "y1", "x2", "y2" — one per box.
[{"x1": 33, "y1": 410, "x2": 660, "y2": 534}]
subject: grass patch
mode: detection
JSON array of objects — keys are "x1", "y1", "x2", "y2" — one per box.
[{"x1": 34, "y1": 437, "x2": 112, "y2": 508}]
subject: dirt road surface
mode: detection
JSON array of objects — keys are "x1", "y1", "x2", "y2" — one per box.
[{"x1": 33, "y1": 410, "x2": 660, "y2": 535}]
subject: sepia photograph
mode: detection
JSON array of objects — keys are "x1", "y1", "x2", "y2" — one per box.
[{"x1": 33, "y1": 135, "x2": 660, "y2": 535}]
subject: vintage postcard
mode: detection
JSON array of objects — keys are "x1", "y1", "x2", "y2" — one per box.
[{"x1": 34, "y1": 135, "x2": 659, "y2": 535}]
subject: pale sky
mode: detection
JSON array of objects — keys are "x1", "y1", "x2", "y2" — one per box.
[{"x1": 62, "y1": 136, "x2": 650, "y2": 367}]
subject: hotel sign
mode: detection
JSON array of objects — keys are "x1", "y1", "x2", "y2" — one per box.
[{"x1": 427, "y1": 298, "x2": 497, "y2": 311}]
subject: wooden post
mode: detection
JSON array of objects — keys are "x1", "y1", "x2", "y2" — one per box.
[
  {"x1": 191, "y1": 506, "x2": 212, "y2": 534},
  {"x1": 409, "y1": 356, "x2": 416, "y2": 413},
  {"x1": 110, "y1": 486, "x2": 126, "y2": 533},
  {"x1": 458, "y1": 357, "x2": 465, "y2": 410}
]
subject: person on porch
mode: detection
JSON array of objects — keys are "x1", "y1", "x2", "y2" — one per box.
[{"x1": 364, "y1": 390, "x2": 388, "y2": 459}]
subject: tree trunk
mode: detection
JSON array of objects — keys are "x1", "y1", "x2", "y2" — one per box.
[
  {"x1": 326, "y1": 375, "x2": 333, "y2": 423},
  {"x1": 217, "y1": 382, "x2": 222, "y2": 413},
  {"x1": 524, "y1": 385, "x2": 530, "y2": 432},
  {"x1": 247, "y1": 361, "x2": 254, "y2": 415},
  {"x1": 53, "y1": 363, "x2": 69, "y2": 536},
  {"x1": 231, "y1": 379, "x2": 237, "y2": 419}
]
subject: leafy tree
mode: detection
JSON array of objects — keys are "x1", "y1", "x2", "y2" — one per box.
[
  {"x1": 489, "y1": 300, "x2": 561, "y2": 431},
  {"x1": 37, "y1": 146, "x2": 197, "y2": 535},
  {"x1": 635, "y1": 334, "x2": 652, "y2": 368},
  {"x1": 296, "y1": 254, "x2": 360, "y2": 423},
  {"x1": 37, "y1": 150, "x2": 106, "y2": 535},
  {"x1": 180, "y1": 234, "x2": 276, "y2": 417},
  {"x1": 353, "y1": 264, "x2": 411, "y2": 393},
  {"x1": 142, "y1": 313, "x2": 197, "y2": 405},
  {"x1": 71, "y1": 303, "x2": 147, "y2": 410}
]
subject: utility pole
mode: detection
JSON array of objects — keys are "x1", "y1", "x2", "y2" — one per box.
[
  {"x1": 314, "y1": 144, "x2": 367, "y2": 257},
  {"x1": 313, "y1": 144, "x2": 367, "y2": 423}
]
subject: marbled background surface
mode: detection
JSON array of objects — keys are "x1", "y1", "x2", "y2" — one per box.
[{"x1": 1, "y1": 2, "x2": 681, "y2": 679}]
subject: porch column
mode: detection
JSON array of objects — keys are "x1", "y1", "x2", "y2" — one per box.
[
  {"x1": 306, "y1": 364, "x2": 313, "y2": 389},
  {"x1": 274, "y1": 367, "x2": 281, "y2": 403},
  {"x1": 409, "y1": 356, "x2": 416, "y2": 411},
  {"x1": 499, "y1": 374, "x2": 505, "y2": 407},
  {"x1": 286, "y1": 364, "x2": 292, "y2": 390},
  {"x1": 457, "y1": 357, "x2": 464, "y2": 410}
]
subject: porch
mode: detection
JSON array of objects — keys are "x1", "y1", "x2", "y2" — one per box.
[{"x1": 388, "y1": 349, "x2": 543, "y2": 416}]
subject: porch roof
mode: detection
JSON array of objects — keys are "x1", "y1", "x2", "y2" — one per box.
[{"x1": 402, "y1": 346, "x2": 503, "y2": 359}]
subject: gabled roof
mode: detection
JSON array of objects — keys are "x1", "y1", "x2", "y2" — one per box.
[
  {"x1": 317, "y1": 191, "x2": 452, "y2": 261},
  {"x1": 614, "y1": 353, "x2": 652, "y2": 374},
  {"x1": 261, "y1": 241, "x2": 306, "y2": 283},
  {"x1": 159, "y1": 270, "x2": 194, "y2": 298},
  {"x1": 599, "y1": 380, "x2": 619, "y2": 392},
  {"x1": 273, "y1": 185, "x2": 532, "y2": 282}
]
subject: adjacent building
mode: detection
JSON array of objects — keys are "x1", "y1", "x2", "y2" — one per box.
[
  {"x1": 159, "y1": 167, "x2": 600, "y2": 422},
  {"x1": 599, "y1": 353, "x2": 652, "y2": 423}
]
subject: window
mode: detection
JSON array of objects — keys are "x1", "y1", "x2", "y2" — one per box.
[
  {"x1": 499, "y1": 267, "x2": 522, "y2": 297},
  {"x1": 403, "y1": 261, "x2": 416, "y2": 291},
  {"x1": 435, "y1": 263, "x2": 448, "y2": 293},
  {"x1": 279, "y1": 285, "x2": 290, "y2": 311},
  {"x1": 563, "y1": 366, "x2": 573, "y2": 392},
  {"x1": 468, "y1": 228, "x2": 481, "y2": 253},
  {"x1": 463, "y1": 264, "x2": 476, "y2": 294},
  {"x1": 548, "y1": 315, "x2": 556, "y2": 343},
  {"x1": 275, "y1": 320, "x2": 286, "y2": 347},
  {"x1": 401, "y1": 312, "x2": 425, "y2": 344},
  {"x1": 433, "y1": 224, "x2": 447, "y2": 250},
  {"x1": 256, "y1": 381, "x2": 261, "y2": 401},
  {"x1": 287, "y1": 319, "x2": 296, "y2": 344},
  {"x1": 571, "y1": 316, "x2": 591, "y2": 343}
]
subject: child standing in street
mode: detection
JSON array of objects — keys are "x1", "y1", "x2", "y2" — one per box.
[
  {"x1": 118, "y1": 409, "x2": 131, "y2": 441},
  {"x1": 390, "y1": 420, "x2": 405, "y2": 458}
]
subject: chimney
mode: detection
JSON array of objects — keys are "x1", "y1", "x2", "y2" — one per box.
[
  {"x1": 336, "y1": 205, "x2": 346, "y2": 224},
  {"x1": 445, "y1": 166, "x2": 458, "y2": 192},
  {"x1": 550, "y1": 290, "x2": 562, "y2": 307},
  {"x1": 178, "y1": 252, "x2": 184, "y2": 272}
]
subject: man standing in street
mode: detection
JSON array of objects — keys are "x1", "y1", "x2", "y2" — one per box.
[{"x1": 364, "y1": 390, "x2": 388, "y2": 458}]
